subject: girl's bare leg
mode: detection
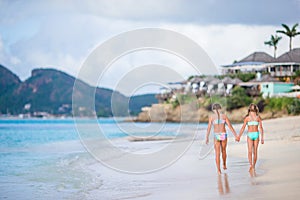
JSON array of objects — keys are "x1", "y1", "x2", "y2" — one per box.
[
  {"x1": 247, "y1": 137, "x2": 254, "y2": 171},
  {"x1": 253, "y1": 139, "x2": 259, "y2": 170},
  {"x1": 214, "y1": 140, "x2": 221, "y2": 174},
  {"x1": 221, "y1": 139, "x2": 227, "y2": 170}
]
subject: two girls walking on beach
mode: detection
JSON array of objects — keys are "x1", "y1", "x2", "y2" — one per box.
[{"x1": 206, "y1": 103, "x2": 264, "y2": 174}]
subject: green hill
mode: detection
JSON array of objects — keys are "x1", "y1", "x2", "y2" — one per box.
[
  {"x1": 129, "y1": 94, "x2": 158, "y2": 115},
  {"x1": 0, "y1": 65, "x2": 157, "y2": 117},
  {"x1": 0, "y1": 65, "x2": 22, "y2": 114}
]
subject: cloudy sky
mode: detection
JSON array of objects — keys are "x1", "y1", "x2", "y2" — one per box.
[{"x1": 0, "y1": 0, "x2": 300, "y2": 95}]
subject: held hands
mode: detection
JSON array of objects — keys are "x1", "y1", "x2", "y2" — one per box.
[
  {"x1": 235, "y1": 135, "x2": 240, "y2": 142},
  {"x1": 261, "y1": 138, "x2": 264, "y2": 144},
  {"x1": 206, "y1": 138, "x2": 209, "y2": 145}
]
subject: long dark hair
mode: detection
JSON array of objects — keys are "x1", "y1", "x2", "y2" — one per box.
[
  {"x1": 245, "y1": 103, "x2": 259, "y2": 118},
  {"x1": 212, "y1": 103, "x2": 222, "y2": 122}
]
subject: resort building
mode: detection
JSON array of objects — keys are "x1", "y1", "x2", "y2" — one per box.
[
  {"x1": 221, "y1": 48, "x2": 300, "y2": 78},
  {"x1": 156, "y1": 49, "x2": 299, "y2": 102},
  {"x1": 156, "y1": 76, "x2": 243, "y2": 103},
  {"x1": 239, "y1": 74, "x2": 295, "y2": 98},
  {"x1": 221, "y1": 52, "x2": 275, "y2": 74},
  {"x1": 260, "y1": 82, "x2": 294, "y2": 98},
  {"x1": 266, "y1": 48, "x2": 300, "y2": 78}
]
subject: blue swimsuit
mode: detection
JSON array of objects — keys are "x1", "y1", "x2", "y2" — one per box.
[{"x1": 247, "y1": 120, "x2": 259, "y2": 140}]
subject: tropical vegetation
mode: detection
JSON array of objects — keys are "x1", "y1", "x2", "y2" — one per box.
[
  {"x1": 264, "y1": 34, "x2": 282, "y2": 58},
  {"x1": 276, "y1": 23, "x2": 300, "y2": 51},
  {"x1": 265, "y1": 97, "x2": 300, "y2": 115}
]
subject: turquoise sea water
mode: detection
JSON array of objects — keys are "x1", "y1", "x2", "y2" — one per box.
[{"x1": 0, "y1": 118, "x2": 206, "y2": 199}]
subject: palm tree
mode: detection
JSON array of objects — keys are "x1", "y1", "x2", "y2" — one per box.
[
  {"x1": 264, "y1": 34, "x2": 282, "y2": 58},
  {"x1": 276, "y1": 23, "x2": 300, "y2": 51}
]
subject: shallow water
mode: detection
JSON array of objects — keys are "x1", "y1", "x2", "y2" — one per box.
[{"x1": 0, "y1": 118, "x2": 207, "y2": 199}]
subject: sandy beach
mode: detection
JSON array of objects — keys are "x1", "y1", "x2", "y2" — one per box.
[
  {"x1": 81, "y1": 116, "x2": 300, "y2": 200},
  {"x1": 2, "y1": 117, "x2": 298, "y2": 199},
  {"x1": 228, "y1": 116, "x2": 300, "y2": 199}
]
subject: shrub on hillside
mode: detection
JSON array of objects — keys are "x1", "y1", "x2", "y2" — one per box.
[
  {"x1": 227, "y1": 86, "x2": 252, "y2": 110},
  {"x1": 265, "y1": 97, "x2": 293, "y2": 112},
  {"x1": 171, "y1": 94, "x2": 198, "y2": 108},
  {"x1": 287, "y1": 99, "x2": 300, "y2": 115}
]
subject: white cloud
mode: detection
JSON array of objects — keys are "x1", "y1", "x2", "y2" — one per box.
[
  {"x1": 1, "y1": 0, "x2": 299, "y2": 25},
  {"x1": 0, "y1": 34, "x2": 21, "y2": 69},
  {"x1": 0, "y1": 1, "x2": 300, "y2": 93},
  {"x1": 97, "y1": 50, "x2": 201, "y2": 95},
  {"x1": 161, "y1": 23, "x2": 300, "y2": 66}
]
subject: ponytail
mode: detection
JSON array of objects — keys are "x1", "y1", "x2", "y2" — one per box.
[{"x1": 212, "y1": 103, "x2": 222, "y2": 122}]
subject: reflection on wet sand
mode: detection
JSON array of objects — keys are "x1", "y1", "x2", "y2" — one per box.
[
  {"x1": 217, "y1": 173, "x2": 230, "y2": 195},
  {"x1": 249, "y1": 170, "x2": 257, "y2": 177},
  {"x1": 249, "y1": 170, "x2": 258, "y2": 185}
]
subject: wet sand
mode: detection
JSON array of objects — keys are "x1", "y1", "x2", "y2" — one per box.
[
  {"x1": 228, "y1": 116, "x2": 300, "y2": 199},
  {"x1": 85, "y1": 116, "x2": 300, "y2": 199}
]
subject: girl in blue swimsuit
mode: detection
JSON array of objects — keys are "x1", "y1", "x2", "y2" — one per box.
[
  {"x1": 206, "y1": 103, "x2": 238, "y2": 174},
  {"x1": 238, "y1": 103, "x2": 264, "y2": 171}
]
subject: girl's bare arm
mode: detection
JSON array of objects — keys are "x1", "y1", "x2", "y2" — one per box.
[
  {"x1": 258, "y1": 116, "x2": 264, "y2": 144},
  {"x1": 225, "y1": 115, "x2": 237, "y2": 137},
  {"x1": 239, "y1": 118, "x2": 247, "y2": 138},
  {"x1": 206, "y1": 116, "x2": 213, "y2": 144}
]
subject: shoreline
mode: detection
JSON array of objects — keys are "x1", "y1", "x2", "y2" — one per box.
[
  {"x1": 1, "y1": 115, "x2": 299, "y2": 199},
  {"x1": 0, "y1": 113, "x2": 296, "y2": 125},
  {"x1": 86, "y1": 115, "x2": 300, "y2": 199}
]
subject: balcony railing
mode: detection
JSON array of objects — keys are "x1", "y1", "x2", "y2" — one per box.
[{"x1": 270, "y1": 71, "x2": 294, "y2": 77}]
